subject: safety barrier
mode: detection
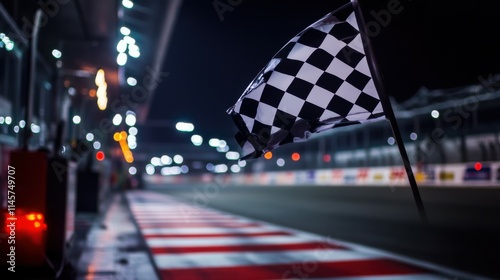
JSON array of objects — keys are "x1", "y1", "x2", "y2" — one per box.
[{"x1": 145, "y1": 162, "x2": 500, "y2": 187}]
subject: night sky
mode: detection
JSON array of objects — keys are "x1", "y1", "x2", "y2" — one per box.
[{"x1": 146, "y1": 0, "x2": 500, "y2": 147}]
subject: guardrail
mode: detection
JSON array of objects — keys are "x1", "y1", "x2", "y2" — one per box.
[{"x1": 144, "y1": 161, "x2": 500, "y2": 187}]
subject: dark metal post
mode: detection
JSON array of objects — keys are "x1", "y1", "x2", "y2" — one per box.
[
  {"x1": 22, "y1": 9, "x2": 43, "y2": 150},
  {"x1": 352, "y1": 0, "x2": 428, "y2": 223}
]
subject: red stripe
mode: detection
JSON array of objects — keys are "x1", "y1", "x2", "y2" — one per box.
[
  {"x1": 158, "y1": 259, "x2": 427, "y2": 280},
  {"x1": 144, "y1": 231, "x2": 292, "y2": 239},
  {"x1": 149, "y1": 242, "x2": 346, "y2": 254},
  {"x1": 138, "y1": 223, "x2": 261, "y2": 228}
]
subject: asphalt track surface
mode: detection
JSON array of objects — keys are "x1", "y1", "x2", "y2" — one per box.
[{"x1": 147, "y1": 184, "x2": 500, "y2": 279}]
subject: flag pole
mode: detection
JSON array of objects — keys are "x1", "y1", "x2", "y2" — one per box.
[{"x1": 352, "y1": 0, "x2": 428, "y2": 223}]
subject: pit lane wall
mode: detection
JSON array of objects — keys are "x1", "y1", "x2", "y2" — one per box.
[{"x1": 145, "y1": 162, "x2": 500, "y2": 187}]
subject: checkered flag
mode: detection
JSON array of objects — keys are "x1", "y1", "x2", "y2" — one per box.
[{"x1": 227, "y1": 2, "x2": 385, "y2": 159}]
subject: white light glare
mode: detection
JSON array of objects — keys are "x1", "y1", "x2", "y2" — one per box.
[
  {"x1": 181, "y1": 165, "x2": 189, "y2": 174},
  {"x1": 120, "y1": 26, "x2": 131, "y2": 36},
  {"x1": 31, "y1": 124, "x2": 41, "y2": 134},
  {"x1": 125, "y1": 114, "x2": 136, "y2": 126},
  {"x1": 5, "y1": 41, "x2": 14, "y2": 51},
  {"x1": 129, "y1": 127, "x2": 138, "y2": 136},
  {"x1": 175, "y1": 122, "x2": 194, "y2": 132},
  {"x1": 238, "y1": 160, "x2": 246, "y2": 167},
  {"x1": 161, "y1": 155, "x2": 172, "y2": 165},
  {"x1": 86, "y1": 133, "x2": 94, "y2": 141},
  {"x1": 387, "y1": 137, "x2": 395, "y2": 145},
  {"x1": 117, "y1": 40, "x2": 127, "y2": 53},
  {"x1": 218, "y1": 140, "x2": 227, "y2": 148},
  {"x1": 52, "y1": 49, "x2": 62, "y2": 59},
  {"x1": 13, "y1": 126, "x2": 19, "y2": 133},
  {"x1": 0, "y1": 117, "x2": 4, "y2": 124},
  {"x1": 128, "y1": 142, "x2": 137, "y2": 149},
  {"x1": 5, "y1": 116, "x2": 12, "y2": 125},
  {"x1": 129, "y1": 45, "x2": 141, "y2": 58},
  {"x1": 127, "y1": 77, "x2": 137, "y2": 86},
  {"x1": 208, "y1": 138, "x2": 220, "y2": 147},
  {"x1": 410, "y1": 132, "x2": 418, "y2": 141},
  {"x1": 191, "y1": 135, "x2": 203, "y2": 146},
  {"x1": 123, "y1": 35, "x2": 135, "y2": 45},
  {"x1": 19, "y1": 120, "x2": 25, "y2": 128},
  {"x1": 431, "y1": 110, "x2": 440, "y2": 119},
  {"x1": 214, "y1": 164, "x2": 228, "y2": 173},
  {"x1": 173, "y1": 155, "x2": 184, "y2": 164},
  {"x1": 117, "y1": 53, "x2": 128, "y2": 66},
  {"x1": 230, "y1": 164, "x2": 241, "y2": 173},
  {"x1": 217, "y1": 145, "x2": 229, "y2": 153},
  {"x1": 122, "y1": 0, "x2": 133, "y2": 9},
  {"x1": 225, "y1": 151, "x2": 240, "y2": 160},
  {"x1": 112, "y1": 114, "x2": 122, "y2": 126},
  {"x1": 72, "y1": 115, "x2": 81, "y2": 124},
  {"x1": 128, "y1": 166, "x2": 137, "y2": 175},
  {"x1": 206, "y1": 163, "x2": 214, "y2": 171},
  {"x1": 93, "y1": 141, "x2": 101, "y2": 150},
  {"x1": 145, "y1": 164, "x2": 155, "y2": 175},
  {"x1": 277, "y1": 158, "x2": 285, "y2": 167},
  {"x1": 151, "y1": 157, "x2": 161, "y2": 166},
  {"x1": 127, "y1": 135, "x2": 136, "y2": 144},
  {"x1": 161, "y1": 166, "x2": 182, "y2": 176}
]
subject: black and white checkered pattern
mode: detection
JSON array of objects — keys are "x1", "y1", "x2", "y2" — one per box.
[{"x1": 227, "y1": 3, "x2": 385, "y2": 159}]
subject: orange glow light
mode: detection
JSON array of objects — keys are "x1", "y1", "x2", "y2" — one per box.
[
  {"x1": 113, "y1": 132, "x2": 122, "y2": 141},
  {"x1": 89, "y1": 89, "x2": 96, "y2": 97},
  {"x1": 116, "y1": 131, "x2": 134, "y2": 163},
  {"x1": 34, "y1": 222, "x2": 41, "y2": 228},
  {"x1": 264, "y1": 152, "x2": 273, "y2": 160},
  {"x1": 291, "y1": 152, "x2": 300, "y2": 161},
  {"x1": 95, "y1": 69, "x2": 105, "y2": 86}
]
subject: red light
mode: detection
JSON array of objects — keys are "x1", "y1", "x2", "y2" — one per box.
[
  {"x1": 4, "y1": 212, "x2": 47, "y2": 232},
  {"x1": 96, "y1": 151, "x2": 105, "y2": 161},
  {"x1": 474, "y1": 162, "x2": 482, "y2": 171},
  {"x1": 291, "y1": 153, "x2": 300, "y2": 161},
  {"x1": 26, "y1": 212, "x2": 44, "y2": 221},
  {"x1": 323, "y1": 154, "x2": 331, "y2": 163}
]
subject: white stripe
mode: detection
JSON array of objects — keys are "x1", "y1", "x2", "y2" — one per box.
[
  {"x1": 133, "y1": 214, "x2": 230, "y2": 218},
  {"x1": 132, "y1": 211, "x2": 227, "y2": 214},
  {"x1": 135, "y1": 217, "x2": 241, "y2": 221},
  {"x1": 134, "y1": 216, "x2": 235, "y2": 220},
  {"x1": 131, "y1": 206, "x2": 183, "y2": 208},
  {"x1": 131, "y1": 210, "x2": 211, "y2": 213},
  {"x1": 153, "y1": 249, "x2": 376, "y2": 269},
  {"x1": 130, "y1": 205, "x2": 185, "y2": 208},
  {"x1": 147, "y1": 235, "x2": 318, "y2": 247},
  {"x1": 306, "y1": 275, "x2": 443, "y2": 280},
  {"x1": 132, "y1": 209, "x2": 220, "y2": 212},
  {"x1": 128, "y1": 192, "x2": 479, "y2": 280},
  {"x1": 141, "y1": 226, "x2": 281, "y2": 235},
  {"x1": 137, "y1": 219, "x2": 245, "y2": 224},
  {"x1": 132, "y1": 211, "x2": 225, "y2": 215}
]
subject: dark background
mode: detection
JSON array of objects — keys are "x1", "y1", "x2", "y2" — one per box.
[{"x1": 147, "y1": 0, "x2": 500, "y2": 145}]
